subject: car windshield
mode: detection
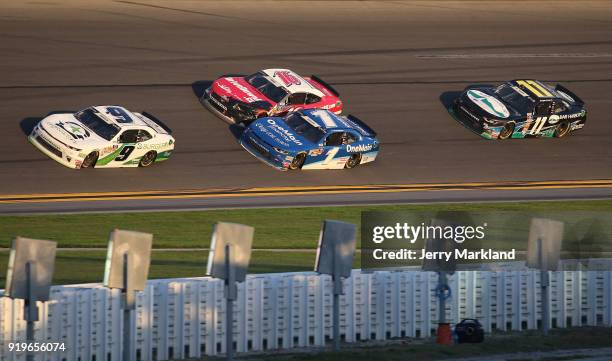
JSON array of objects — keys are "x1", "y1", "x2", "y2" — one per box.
[
  {"x1": 284, "y1": 113, "x2": 325, "y2": 143},
  {"x1": 246, "y1": 73, "x2": 288, "y2": 103},
  {"x1": 74, "y1": 108, "x2": 119, "y2": 141},
  {"x1": 494, "y1": 84, "x2": 535, "y2": 114}
]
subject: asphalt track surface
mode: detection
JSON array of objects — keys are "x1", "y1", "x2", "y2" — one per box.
[{"x1": 1, "y1": 0, "x2": 612, "y2": 213}]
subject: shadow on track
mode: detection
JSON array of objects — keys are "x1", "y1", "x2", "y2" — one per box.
[
  {"x1": 190, "y1": 74, "x2": 245, "y2": 98},
  {"x1": 19, "y1": 110, "x2": 77, "y2": 136},
  {"x1": 228, "y1": 124, "x2": 245, "y2": 141},
  {"x1": 439, "y1": 91, "x2": 461, "y2": 110},
  {"x1": 439, "y1": 90, "x2": 477, "y2": 136},
  {"x1": 20, "y1": 117, "x2": 41, "y2": 136},
  {"x1": 439, "y1": 82, "x2": 495, "y2": 110},
  {"x1": 438, "y1": 83, "x2": 496, "y2": 109},
  {"x1": 191, "y1": 80, "x2": 213, "y2": 99},
  {"x1": 439, "y1": 86, "x2": 498, "y2": 138}
]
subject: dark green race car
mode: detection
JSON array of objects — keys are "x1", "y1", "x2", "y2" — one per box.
[{"x1": 450, "y1": 79, "x2": 586, "y2": 139}]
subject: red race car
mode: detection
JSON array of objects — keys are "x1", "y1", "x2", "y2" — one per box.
[{"x1": 201, "y1": 68, "x2": 342, "y2": 124}]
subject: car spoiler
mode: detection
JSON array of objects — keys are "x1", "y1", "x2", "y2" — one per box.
[
  {"x1": 555, "y1": 84, "x2": 584, "y2": 105},
  {"x1": 141, "y1": 111, "x2": 173, "y2": 134},
  {"x1": 347, "y1": 114, "x2": 377, "y2": 137},
  {"x1": 310, "y1": 75, "x2": 340, "y2": 97}
]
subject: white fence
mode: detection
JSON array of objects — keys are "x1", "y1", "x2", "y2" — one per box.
[{"x1": 1, "y1": 260, "x2": 612, "y2": 361}]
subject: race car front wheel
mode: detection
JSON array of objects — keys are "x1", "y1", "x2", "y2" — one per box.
[
  {"x1": 289, "y1": 153, "x2": 306, "y2": 170},
  {"x1": 345, "y1": 153, "x2": 362, "y2": 169},
  {"x1": 498, "y1": 123, "x2": 515, "y2": 140},
  {"x1": 554, "y1": 121, "x2": 570, "y2": 138},
  {"x1": 81, "y1": 152, "x2": 98, "y2": 168},
  {"x1": 139, "y1": 151, "x2": 157, "y2": 167}
]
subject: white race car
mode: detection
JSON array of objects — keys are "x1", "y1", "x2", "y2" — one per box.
[{"x1": 29, "y1": 105, "x2": 175, "y2": 169}]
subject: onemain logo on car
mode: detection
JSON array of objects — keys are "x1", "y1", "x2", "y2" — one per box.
[
  {"x1": 267, "y1": 119, "x2": 303, "y2": 145},
  {"x1": 347, "y1": 143, "x2": 374, "y2": 152}
]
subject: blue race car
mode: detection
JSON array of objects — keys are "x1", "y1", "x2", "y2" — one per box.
[{"x1": 239, "y1": 109, "x2": 379, "y2": 170}]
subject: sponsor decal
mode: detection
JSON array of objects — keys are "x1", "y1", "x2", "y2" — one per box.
[
  {"x1": 347, "y1": 143, "x2": 374, "y2": 153},
  {"x1": 100, "y1": 145, "x2": 119, "y2": 156},
  {"x1": 459, "y1": 106, "x2": 480, "y2": 121},
  {"x1": 273, "y1": 106, "x2": 297, "y2": 115},
  {"x1": 209, "y1": 94, "x2": 227, "y2": 111},
  {"x1": 571, "y1": 122, "x2": 585, "y2": 131},
  {"x1": 218, "y1": 83, "x2": 232, "y2": 94},
  {"x1": 136, "y1": 142, "x2": 169, "y2": 150},
  {"x1": 273, "y1": 70, "x2": 301, "y2": 86},
  {"x1": 309, "y1": 148, "x2": 324, "y2": 156},
  {"x1": 547, "y1": 114, "x2": 561, "y2": 125},
  {"x1": 557, "y1": 112, "x2": 584, "y2": 120},
  {"x1": 522, "y1": 114, "x2": 535, "y2": 135},
  {"x1": 55, "y1": 121, "x2": 90, "y2": 140},
  {"x1": 521, "y1": 122, "x2": 531, "y2": 135},
  {"x1": 525, "y1": 112, "x2": 583, "y2": 135},
  {"x1": 226, "y1": 77, "x2": 262, "y2": 103},
  {"x1": 255, "y1": 123, "x2": 289, "y2": 147},
  {"x1": 266, "y1": 119, "x2": 303, "y2": 145},
  {"x1": 467, "y1": 90, "x2": 510, "y2": 118}
]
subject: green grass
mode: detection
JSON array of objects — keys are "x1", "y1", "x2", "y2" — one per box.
[
  {"x1": 0, "y1": 200, "x2": 611, "y2": 286},
  {"x1": 213, "y1": 327, "x2": 612, "y2": 361},
  {"x1": 2, "y1": 200, "x2": 612, "y2": 249}
]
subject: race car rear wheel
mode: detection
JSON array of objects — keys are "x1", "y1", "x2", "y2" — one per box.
[
  {"x1": 554, "y1": 121, "x2": 570, "y2": 138},
  {"x1": 345, "y1": 153, "x2": 362, "y2": 169},
  {"x1": 81, "y1": 152, "x2": 98, "y2": 168},
  {"x1": 289, "y1": 152, "x2": 306, "y2": 170},
  {"x1": 498, "y1": 123, "x2": 515, "y2": 140},
  {"x1": 139, "y1": 151, "x2": 157, "y2": 167}
]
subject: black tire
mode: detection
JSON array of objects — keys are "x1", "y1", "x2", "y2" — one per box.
[
  {"x1": 498, "y1": 122, "x2": 515, "y2": 140},
  {"x1": 139, "y1": 151, "x2": 157, "y2": 167},
  {"x1": 554, "y1": 121, "x2": 570, "y2": 138},
  {"x1": 289, "y1": 152, "x2": 306, "y2": 170},
  {"x1": 81, "y1": 152, "x2": 98, "y2": 168},
  {"x1": 345, "y1": 153, "x2": 362, "y2": 169}
]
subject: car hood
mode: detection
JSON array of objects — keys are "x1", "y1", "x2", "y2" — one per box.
[
  {"x1": 213, "y1": 77, "x2": 274, "y2": 105},
  {"x1": 40, "y1": 114, "x2": 109, "y2": 148},
  {"x1": 464, "y1": 88, "x2": 511, "y2": 119},
  {"x1": 249, "y1": 118, "x2": 313, "y2": 152}
]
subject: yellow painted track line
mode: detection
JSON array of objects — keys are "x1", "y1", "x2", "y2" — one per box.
[{"x1": 1, "y1": 179, "x2": 612, "y2": 204}]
